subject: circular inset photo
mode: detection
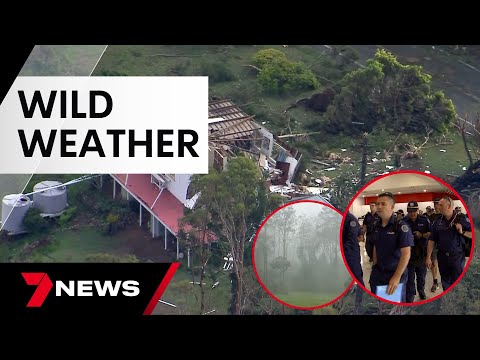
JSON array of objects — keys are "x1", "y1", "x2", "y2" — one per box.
[
  {"x1": 342, "y1": 170, "x2": 475, "y2": 306},
  {"x1": 253, "y1": 200, "x2": 354, "y2": 310}
]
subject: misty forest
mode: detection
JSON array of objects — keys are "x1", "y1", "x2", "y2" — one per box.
[{"x1": 255, "y1": 203, "x2": 351, "y2": 307}]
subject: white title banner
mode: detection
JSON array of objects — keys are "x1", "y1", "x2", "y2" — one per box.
[{"x1": 0, "y1": 76, "x2": 209, "y2": 174}]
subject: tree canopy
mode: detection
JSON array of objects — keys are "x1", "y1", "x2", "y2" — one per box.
[
  {"x1": 185, "y1": 155, "x2": 283, "y2": 314},
  {"x1": 324, "y1": 49, "x2": 456, "y2": 135},
  {"x1": 252, "y1": 49, "x2": 319, "y2": 95}
]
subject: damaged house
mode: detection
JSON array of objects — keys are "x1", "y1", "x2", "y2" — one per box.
[{"x1": 110, "y1": 98, "x2": 306, "y2": 259}]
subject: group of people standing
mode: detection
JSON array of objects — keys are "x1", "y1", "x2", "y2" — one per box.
[{"x1": 343, "y1": 194, "x2": 473, "y2": 306}]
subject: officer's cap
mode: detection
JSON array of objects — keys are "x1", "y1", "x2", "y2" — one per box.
[
  {"x1": 407, "y1": 201, "x2": 419, "y2": 212},
  {"x1": 396, "y1": 209, "x2": 404, "y2": 214}
]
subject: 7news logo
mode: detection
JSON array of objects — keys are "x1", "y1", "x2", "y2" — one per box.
[{"x1": 22, "y1": 272, "x2": 140, "y2": 307}]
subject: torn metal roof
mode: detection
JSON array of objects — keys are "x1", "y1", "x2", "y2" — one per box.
[{"x1": 208, "y1": 99, "x2": 260, "y2": 140}]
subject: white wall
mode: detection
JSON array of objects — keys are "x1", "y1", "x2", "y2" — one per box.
[
  {"x1": 166, "y1": 174, "x2": 192, "y2": 203},
  {"x1": 350, "y1": 197, "x2": 368, "y2": 219},
  {"x1": 349, "y1": 199, "x2": 466, "y2": 220}
]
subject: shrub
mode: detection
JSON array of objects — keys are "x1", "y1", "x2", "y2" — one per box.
[
  {"x1": 23, "y1": 207, "x2": 53, "y2": 234},
  {"x1": 252, "y1": 48, "x2": 287, "y2": 69},
  {"x1": 58, "y1": 206, "x2": 77, "y2": 227}
]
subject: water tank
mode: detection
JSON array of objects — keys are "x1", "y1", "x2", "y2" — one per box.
[
  {"x1": 33, "y1": 180, "x2": 68, "y2": 214},
  {"x1": 1, "y1": 194, "x2": 33, "y2": 234}
]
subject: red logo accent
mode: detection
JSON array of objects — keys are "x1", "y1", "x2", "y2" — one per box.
[{"x1": 22, "y1": 273, "x2": 53, "y2": 307}]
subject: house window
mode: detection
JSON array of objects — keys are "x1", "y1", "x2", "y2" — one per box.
[{"x1": 262, "y1": 136, "x2": 270, "y2": 151}]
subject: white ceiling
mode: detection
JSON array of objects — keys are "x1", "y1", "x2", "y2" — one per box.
[{"x1": 360, "y1": 173, "x2": 453, "y2": 197}]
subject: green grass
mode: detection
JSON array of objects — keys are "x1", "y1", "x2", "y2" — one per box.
[
  {"x1": 276, "y1": 291, "x2": 339, "y2": 308},
  {"x1": 422, "y1": 132, "x2": 478, "y2": 178},
  {"x1": 20, "y1": 45, "x2": 107, "y2": 76},
  {"x1": 94, "y1": 45, "x2": 335, "y2": 136},
  {"x1": 158, "y1": 262, "x2": 232, "y2": 315},
  {"x1": 0, "y1": 174, "x2": 32, "y2": 200},
  {"x1": 46, "y1": 228, "x2": 123, "y2": 262}
]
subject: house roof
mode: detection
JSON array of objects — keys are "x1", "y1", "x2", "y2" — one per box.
[
  {"x1": 112, "y1": 174, "x2": 185, "y2": 234},
  {"x1": 208, "y1": 99, "x2": 260, "y2": 141},
  {"x1": 112, "y1": 174, "x2": 217, "y2": 242}
]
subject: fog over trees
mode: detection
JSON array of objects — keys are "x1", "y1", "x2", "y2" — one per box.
[{"x1": 255, "y1": 202, "x2": 351, "y2": 307}]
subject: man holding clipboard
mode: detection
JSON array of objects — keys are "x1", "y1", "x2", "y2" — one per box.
[{"x1": 369, "y1": 192, "x2": 414, "y2": 303}]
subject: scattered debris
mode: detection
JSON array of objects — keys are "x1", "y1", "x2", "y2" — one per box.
[
  {"x1": 440, "y1": 149, "x2": 447, "y2": 152},
  {"x1": 311, "y1": 159, "x2": 332, "y2": 166},
  {"x1": 325, "y1": 168, "x2": 336, "y2": 171},
  {"x1": 425, "y1": 170, "x2": 431, "y2": 174},
  {"x1": 328, "y1": 153, "x2": 341, "y2": 161},
  {"x1": 158, "y1": 299, "x2": 177, "y2": 308},
  {"x1": 223, "y1": 254, "x2": 234, "y2": 270},
  {"x1": 463, "y1": 167, "x2": 467, "y2": 171},
  {"x1": 341, "y1": 149, "x2": 347, "y2": 152}
]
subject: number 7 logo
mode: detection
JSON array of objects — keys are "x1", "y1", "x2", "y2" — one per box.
[{"x1": 22, "y1": 273, "x2": 53, "y2": 307}]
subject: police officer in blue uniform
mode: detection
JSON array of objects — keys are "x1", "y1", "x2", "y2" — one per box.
[
  {"x1": 404, "y1": 200, "x2": 431, "y2": 302},
  {"x1": 428, "y1": 198, "x2": 442, "y2": 292},
  {"x1": 362, "y1": 201, "x2": 380, "y2": 262},
  {"x1": 343, "y1": 211, "x2": 365, "y2": 310},
  {"x1": 369, "y1": 192, "x2": 414, "y2": 302},
  {"x1": 427, "y1": 196, "x2": 473, "y2": 291}
]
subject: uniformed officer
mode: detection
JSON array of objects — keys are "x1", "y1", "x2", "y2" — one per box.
[
  {"x1": 426, "y1": 196, "x2": 473, "y2": 291},
  {"x1": 362, "y1": 201, "x2": 380, "y2": 262},
  {"x1": 428, "y1": 198, "x2": 442, "y2": 292},
  {"x1": 395, "y1": 209, "x2": 405, "y2": 221},
  {"x1": 343, "y1": 212, "x2": 365, "y2": 310},
  {"x1": 404, "y1": 200, "x2": 431, "y2": 302},
  {"x1": 369, "y1": 192, "x2": 413, "y2": 302}
]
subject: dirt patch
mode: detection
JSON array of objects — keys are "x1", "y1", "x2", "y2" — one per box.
[{"x1": 115, "y1": 225, "x2": 176, "y2": 262}]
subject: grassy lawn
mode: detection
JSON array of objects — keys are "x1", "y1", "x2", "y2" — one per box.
[
  {"x1": 156, "y1": 261, "x2": 232, "y2": 315},
  {"x1": 275, "y1": 291, "x2": 340, "y2": 308},
  {"x1": 421, "y1": 132, "x2": 478, "y2": 178},
  {"x1": 46, "y1": 228, "x2": 124, "y2": 262},
  {"x1": 94, "y1": 45, "x2": 336, "y2": 136},
  {"x1": 0, "y1": 226, "x2": 129, "y2": 263}
]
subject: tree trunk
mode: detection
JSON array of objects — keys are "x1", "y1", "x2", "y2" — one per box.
[
  {"x1": 235, "y1": 272, "x2": 242, "y2": 315},
  {"x1": 200, "y1": 247, "x2": 206, "y2": 315}
]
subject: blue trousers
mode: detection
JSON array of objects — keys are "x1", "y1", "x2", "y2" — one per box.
[
  {"x1": 406, "y1": 263, "x2": 427, "y2": 302},
  {"x1": 438, "y1": 252, "x2": 465, "y2": 291}
]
